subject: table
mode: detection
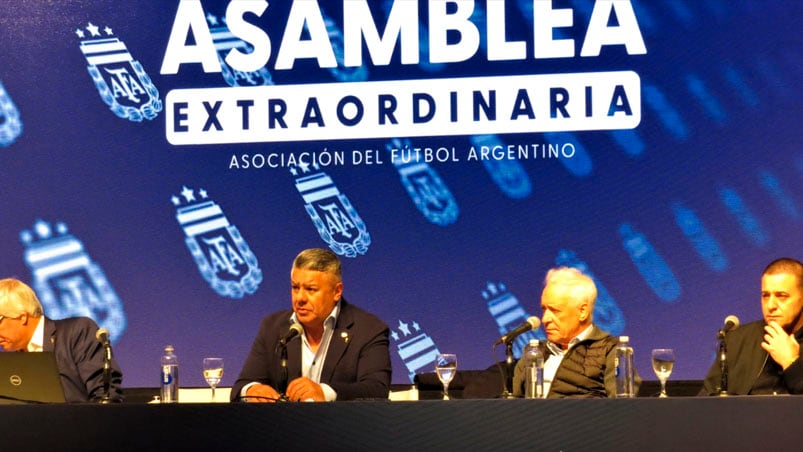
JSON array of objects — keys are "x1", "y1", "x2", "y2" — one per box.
[{"x1": 2, "y1": 396, "x2": 799, "y2": 451}]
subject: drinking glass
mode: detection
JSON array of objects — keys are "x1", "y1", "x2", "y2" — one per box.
[
  {"x1": 202, "y1": 357, "x2": 224, "y2": 401},
  {"x1": 651, "y1": 349, "x2": 675, "y2": 398},
  {"x1": 435, "y1": 353, "x2": 457, "y2": 400}
]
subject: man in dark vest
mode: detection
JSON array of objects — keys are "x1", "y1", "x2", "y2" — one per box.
[{"x1": 513, "y1": 267, "x2": 638, "y2": 397}]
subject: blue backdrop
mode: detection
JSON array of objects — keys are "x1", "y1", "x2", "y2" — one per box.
[{"x1": 0, "y1": 0, "x2": 800, "y2": 389}]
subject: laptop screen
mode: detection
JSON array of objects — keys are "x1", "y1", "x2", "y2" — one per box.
[{"x1": 0, "y1": 352, "x2": 66, "y2": 404}]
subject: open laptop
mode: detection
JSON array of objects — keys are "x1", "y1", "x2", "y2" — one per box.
[{"x1": 0, "y1": 352, "x2": 66, "y2": 404}]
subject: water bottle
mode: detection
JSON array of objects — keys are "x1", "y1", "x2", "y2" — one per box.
[
  {"x1": 160, "y1": 345, "x2": 179, "y2": 403},
  {"x1": 523, "y1": 339, "x2": 544, "y2": 399},
  {"x1": 615, "y1": 336, "x2": 635, "y2": 398}
]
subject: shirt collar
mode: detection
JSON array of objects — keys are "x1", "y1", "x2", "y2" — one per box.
[
  {"x1": 546, "y1": 323, "x2": 594, "y2": 355},
  {"x1": 290, "y1": 302, "x2": 341, "y2": 331},
  {"x1": 27, "y1": 316, "x2": 45, "y2": 352}
]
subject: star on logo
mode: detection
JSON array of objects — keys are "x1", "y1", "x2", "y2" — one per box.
[
  {"x1": 398, "y1": 320, "x2": 411, "y2": 336},
  {"x1": 206, "y1": 12, "x2": 219, "y2": 26},
  {"x1": 85, "y1": 22, "x2": 100, "y2": 37},
  {"x1": 34, "y1": 219, "x2": 52, "y2": 239},
  {"x1": 180, "y1": 185, "x2": 196, "y2": 203},
  {"x1": 104, "y1": 26, "x2": 113, "y2": 35}
]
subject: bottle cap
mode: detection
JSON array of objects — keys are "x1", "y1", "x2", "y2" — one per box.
[
  {"x1": 528, "y1": 339, "x2": 538, "y2": 346},
  {"x1": 619, "y1": 336, "x2": 629, "y2": 343},
  {"x1": 165, "y1": 345, "x2": 174, "y2": 353}
]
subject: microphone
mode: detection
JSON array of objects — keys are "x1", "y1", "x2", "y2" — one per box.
[
  {"x1": 494, "y1": 317, "x2": 541, "y2": 345},
  {"x1": 717, "y1": 315, "x2": 739, "y2": 339},
  {"x1": 95, "y1": 328, "x2": 110, "y2": 346},
  {"x1": 279, "y1": 323, "x2": 303, "y2": 346}
]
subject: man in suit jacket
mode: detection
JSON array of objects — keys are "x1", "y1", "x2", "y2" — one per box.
[
  {"x1": 0, "y1": 278, "x2": 123, "y2": 402},
  {"x1": 231, "y1": 248, "x2": 391, "y2": 402},
  {"x1": 701, "y1": 257, "x2": 803, "y2": 395}
]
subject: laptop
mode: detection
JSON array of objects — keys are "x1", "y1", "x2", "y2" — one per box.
[{"x1": 0, "y1": 352, "x2": 66, "y2": 404}]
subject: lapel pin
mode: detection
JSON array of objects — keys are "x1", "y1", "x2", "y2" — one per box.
[{"x1": 341, "y1": 331, "x2": 349, "y2": 343}]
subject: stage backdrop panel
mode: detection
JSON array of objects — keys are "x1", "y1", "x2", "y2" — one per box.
[{"x1": 0, "y1": 0, "x2": 800, "y2": 388}]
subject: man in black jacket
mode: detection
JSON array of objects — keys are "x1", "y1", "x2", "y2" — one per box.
[
  {"x1": 231, "y1": 248, "x2": 391, "y2": 402},
  {"x1": 701, "y1": 257, "x2": 803, "y2": 395}
]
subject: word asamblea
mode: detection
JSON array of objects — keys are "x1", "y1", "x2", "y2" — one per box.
[{"x1": 161, "y1": 0, "x2": 646, "y2": 75}]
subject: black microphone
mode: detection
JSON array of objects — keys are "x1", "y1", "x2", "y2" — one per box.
[
  {"x1": 279, "y1": 323, "x2": 303, "y2": 346},
  {"x1": 95, "y1": 328, "x2": 110, "y2": 346},
  {"x1": 494, "y1": 317, "x2": 541, "y2": 345},
  {"x1": 717, "y1": 315, "x2": 739, "y2": 339}
]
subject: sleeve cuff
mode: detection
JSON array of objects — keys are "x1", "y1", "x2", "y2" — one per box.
[{"x1": 320, "y1": 383, "x2": 337, "y2": 401}]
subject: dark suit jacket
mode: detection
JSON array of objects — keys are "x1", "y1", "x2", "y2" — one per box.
[
  {"x1": 43, "y1": 317, "x2": 124, "y2": 403},
  {"x1": 231, "y1": 299, "x2": 391, "y2": 401},
  {"x1": 701, "y1": 320, "x2": 803, "y2": 395}
]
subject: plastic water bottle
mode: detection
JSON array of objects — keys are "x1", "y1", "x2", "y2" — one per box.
[
  {"x1": 160, "y1": 345, "x2": 179, "y2": 403},
  {"x1": 615, "y1": 336, "x2": 635, "y2": 398},
  {"x1": 522, "y1": 339, "x2": 544, "y2": 399}
]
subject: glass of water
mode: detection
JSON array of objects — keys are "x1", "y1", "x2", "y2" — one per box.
[
  {"x1": 202, "y1": 357, "x2": 224, "y2": 401},
  {"x1": 435, "y1": 353, "x2": 457, "y2": 400},
  {"x1": 651, "y1": 349, "x2": 675, "y2": 398}
]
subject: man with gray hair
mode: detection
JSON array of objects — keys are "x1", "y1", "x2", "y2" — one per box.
[
  {"x1": 513, "y1": 267, "x2": 637, "y2": 397},
  {"x1": 0, "y1": 278, "x2": 123, "y2": 402}
]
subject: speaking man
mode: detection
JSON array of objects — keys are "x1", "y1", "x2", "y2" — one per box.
[{"x1": 231, "y1": 248, "x2": 391, "y2": 402}]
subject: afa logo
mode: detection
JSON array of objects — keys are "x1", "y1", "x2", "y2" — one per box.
[
  {"x1": 76, "y1": 22, "x2": 162, "y2": 122},
  {"x1": 291, "y1": 162, "x2": 370, "y2": 258},
  {"x1": 391, "y1": 319, "x2": 440, "y2": 383},
  {"x1": 0, "y1": 79, "x2": 22, "y2": 147},
  {"x1": 483, "y1": 281, "x2": 543, "y2": 358},
  {"x1": 470, "y1": 135, "x2": 532, "y2": 200},
  {"x1": 20, "y1": 220, "x2": 127, "y2": 343},
  {"x1": 205, "y1": 12, "x2": 274, "y2": 87},
  {"x1": 172, "y1": 186, "x2": 262, "y2": 299},
  {"x1": 385, "y1": 138, "x2": 459, "y2": 227}
]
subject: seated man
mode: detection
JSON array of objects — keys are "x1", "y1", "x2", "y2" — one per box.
[
  {"x1": 232, "y1": 248, "x2": 391, "y2": 402},
  {"x1": 513, "y1": 267, "x2": 638, "y2": 397},
  {"x1": 0, "y1": 278, "x2": 123, "y2": 402},
  {"x1": 701, "y1": 257, "x2": 803, "y2": 395}
]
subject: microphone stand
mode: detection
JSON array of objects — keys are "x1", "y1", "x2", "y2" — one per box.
[
  {"x1": 100, "y1": 340, "x2": 112, "y2": 404},
  {"x1": 278, "y1": 341, "x2": 290, "y2": 402},
  {"x1": 504, "y1": 342, "x2": 516, "y2": 398},
  {"x1": 495, "y1": 341, "x2": 517, "y2": 399},
  {"x1": 717, "y1": 333, "x2": 728, "y2": 396}
]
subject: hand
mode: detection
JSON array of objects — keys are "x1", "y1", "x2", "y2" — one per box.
[
  {"x1": 761, "y1": 322, "x2": 801, "y2": 370},
  {"x1": 286, "y1": 377, "x2": 325, "y2": 402},
  {"x1": 244, "y1": 383, "x2": 282, "y2": 403}
]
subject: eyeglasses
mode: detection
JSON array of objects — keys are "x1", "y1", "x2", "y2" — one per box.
[{"x1": 0, "y1": 314, "x2": 23, "y2": 324}]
